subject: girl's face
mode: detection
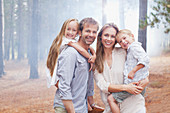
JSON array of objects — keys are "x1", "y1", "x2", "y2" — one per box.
[
  {"x1": 65, "y1": 21, "x2": 78, "y2": 39},
  {"x1": 101, "y1": 27, "x2": 117, "y2": 49},
  {"x1": 116, "y1": 33, "x2": 134, "y2": 49}
]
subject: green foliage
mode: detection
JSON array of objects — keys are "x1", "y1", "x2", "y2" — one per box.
[{"x1": 140, "y1": 0, "x2": 170, "y2": 33}]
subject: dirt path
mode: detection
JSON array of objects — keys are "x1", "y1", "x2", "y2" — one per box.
[{"x1": 0, "y1": 54, "x2": 170, "y2": 113}]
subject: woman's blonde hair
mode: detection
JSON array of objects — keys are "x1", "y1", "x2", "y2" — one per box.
[
  {"x1": 46, "y1": 18, "x2": 79, "y2": 76},
  {"x1": 94, "y1": 23, "x2": 119, "y2": 73}
]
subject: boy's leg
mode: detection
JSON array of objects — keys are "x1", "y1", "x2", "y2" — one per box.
[
  {"x1": 112, "y1": 91, "x2": 132, "y2": 103},
  {"x1": 107, "y1": 94, "x2": 120, "y2": 113},
  {"x1": 141, "y1": 87, "x2": 146, "y2": 97}
]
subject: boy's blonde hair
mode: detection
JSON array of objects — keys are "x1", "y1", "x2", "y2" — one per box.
[
  {"x1": 46, "y1": 18, "x2": 79, "y2": 77},
  {"x1": 116, "y1": 29, "x2": 134, "y2": 41}
]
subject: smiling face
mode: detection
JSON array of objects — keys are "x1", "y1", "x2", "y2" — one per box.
[
  {"x1": 79, "y1": 23, "x2": 98, "y2": 45},
  {"x1": 116, "y1": 30, "x2": 134, "y2": 49},
  {"x1": 64, "y1": 20, "x2": 78, "y2": 39},
  {"x1": 101, "y1": 27, "x2": 117, "y2": 49}
]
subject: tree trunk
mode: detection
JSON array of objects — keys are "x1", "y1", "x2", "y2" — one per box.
[
  {"x1": 29, "y1": 0, "x2": 38, "y2": 79},
  {"x1": 4, "y1": 28, "x2": 10, "y2": 60},
  {"x1": 102, "y1": 0, "x2": 107, "y2": 26},
  {"x1": 119, "y1": 0, "x2": 125, "y2": 29},
  {"x1": 4, "y1": 0, "x2": 13, "y2": 60},
  {"x1": 0, "y1": 0, "x2": 4, "y2": 77},
  {"x1": 11, "y1": 0, "x2": 14, "y2": 60},
  {"x1": 17, "y1": 0, "x2": 24, "y2": 60},
  {"x1": 27, "y1": 0, "x2": 31, "y2": 63},
  {"x1": 138, "y1": 0, "x2": 148, "y2": 51}
]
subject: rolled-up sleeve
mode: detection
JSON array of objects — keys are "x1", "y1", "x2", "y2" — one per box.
[
  {"x1": 132, "y1": 45, "x2": 150, "y2": 68},
  {"x1": 57, "y1": 52, "x2": 76, "y2": 100},
  {"x1": 87, "y1": 71, "x2": 94, "y2": 97},
  {"x1": 93, "y1": 70, "x2": 110, "y2": 94}
]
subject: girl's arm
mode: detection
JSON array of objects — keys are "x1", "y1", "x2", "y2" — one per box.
[
  {"x1": 68, "y1": 42, "x2": 94, "y2": 71},
  {"x1": 68, "y1": 42, "x2": 91, "y2": 59},
  {"x1": 88, "y1": 46, "x2": 96, "y2": 63}
]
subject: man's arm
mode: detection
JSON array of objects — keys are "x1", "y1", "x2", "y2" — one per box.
[
  {"x1": 57, "y1": 48, "x2": 77, "y2": 112},
  {"x1": 62, "y1": 100, "x2": 75, "y2": 113}
]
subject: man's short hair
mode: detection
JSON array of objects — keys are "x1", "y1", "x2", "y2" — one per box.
[{"x1": 79, "y1": 17, "x2": 99, "y2": 32}]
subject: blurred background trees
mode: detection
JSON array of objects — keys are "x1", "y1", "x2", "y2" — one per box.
[
  {"x1": 0, "y1": 0, "x2": 169, "y2": 79},
  {"x1": 0, "y1": 0, "x2": 3, "y2": 77}
]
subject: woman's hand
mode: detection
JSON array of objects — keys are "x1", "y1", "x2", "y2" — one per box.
[{"x1": 125, "y1": 83, "x2": 143, "y2": 95}]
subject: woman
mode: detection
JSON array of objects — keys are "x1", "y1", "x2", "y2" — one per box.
[{"x1": 93, "y1": 23, "x2": 149, "y2": 113}]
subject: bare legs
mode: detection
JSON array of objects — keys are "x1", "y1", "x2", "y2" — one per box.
[{"x1": 107, "y1": 94, "x2": 120, "y2": 113}]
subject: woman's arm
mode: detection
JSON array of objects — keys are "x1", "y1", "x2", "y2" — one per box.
[
  {"x1": 108, "y1": 77, "x2": 149, "y2": 94},
  {"x1": 93, "y1": 70, "x2": 110, "y2": 94},
  {"x1": 108, "y1": 82, "x2": 143, "y2": 95},
  {"x1": 94, "y1": 69, "x2": 142, "y2": 95}
]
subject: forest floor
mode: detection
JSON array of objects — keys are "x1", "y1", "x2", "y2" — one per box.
[{"x1": 0, "y1": 53, "x2": 170, "y2": 113}]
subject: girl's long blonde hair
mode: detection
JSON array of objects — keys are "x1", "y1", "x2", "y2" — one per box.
[
  {"x1": 46, "y1": 18, "x2": 79, "y2": 76},
  {"x1": 94, "y1": 23, "x2": 119, "y2": 73}
]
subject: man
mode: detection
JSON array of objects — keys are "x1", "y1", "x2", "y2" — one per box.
[{"x1": 53, "y1": 17, "x2": 103, "y2": 113}]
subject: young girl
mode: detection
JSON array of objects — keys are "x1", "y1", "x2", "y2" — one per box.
[
  {"x1": 46, "y1": 18, "x2": 96, "y2": 88},
  {"x1": 107, "y1": 29, "x2": 150, "y2": 113}
]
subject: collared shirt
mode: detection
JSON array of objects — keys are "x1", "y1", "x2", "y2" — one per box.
[
  {"x1": 53, "y1": 46, "x2": 94, "y2": 113},
  {"x1": 46, "y1": 37, "x2": 77, "y2": 88},
  {"x1": 124, "y1": 42, "x2": 150, "y2": 84},
  {"x1": 60, "y1": 37, "x2": 77, "y2": 53}
]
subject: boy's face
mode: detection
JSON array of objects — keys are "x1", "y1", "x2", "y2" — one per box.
[
  {"x1": 117, "y1": 33, "x2": 134, "y2": 49},
  {"x1": 65, "y1": 21, "x2": 78, "y2": 39}
]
